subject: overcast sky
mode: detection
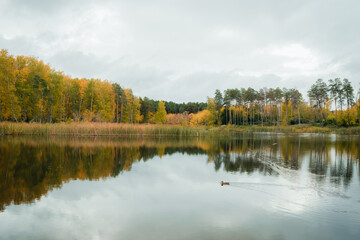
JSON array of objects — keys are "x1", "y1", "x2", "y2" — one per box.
[{"x1": 0, "y1": 0, "x2": 359, "y2": 102}]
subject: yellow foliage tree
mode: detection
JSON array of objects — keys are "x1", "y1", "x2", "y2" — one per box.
[
  {"x1": 133, "y1": 97, "x2": 143, "y2": 123},
  {"x1": 206, "y1": 97, "x2": 218, "y2": 126},
  {"x1": 190, "y1": 110, "x2": 211, "y2": 126},
  {"x1": 0, "y1": 50, "x2": 20, "y2": 121},
  {"x1": 123, "y1": 88, "x2": 134, "y2": 123},
  {"x1": 154, "y1": 101, "x2": 167, "y2": 124},
  {"x1": 337, "y1": 107, "x2": 357, "y2": 127}
]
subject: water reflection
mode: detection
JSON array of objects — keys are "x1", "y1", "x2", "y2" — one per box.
[{"x1": 0, "y1": 133, "x2": 359, "y2": 211}]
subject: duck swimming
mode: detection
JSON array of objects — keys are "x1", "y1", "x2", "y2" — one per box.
[{"x1": 221, "y1": 181, "x2": 230, "y2": 186}]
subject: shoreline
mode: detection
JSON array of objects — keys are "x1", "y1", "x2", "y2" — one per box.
[{"x1": 1, "y1": 122, "x2": 360, "y2": 136}]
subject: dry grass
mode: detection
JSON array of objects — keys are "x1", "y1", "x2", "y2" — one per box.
[
  {"x1": 1, "y1": 122, "x2": 360, "y2": 137},
  {"x1": 226, "y1": 124, "x2": 360, "y2": 135},
  {"x1": 0, "y1": 122, "x2": 217, "y2": 137}
]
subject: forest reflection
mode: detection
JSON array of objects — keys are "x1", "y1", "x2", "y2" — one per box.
[{"x1": 1, "y1": 133, "x2": 359, "y2": 211}]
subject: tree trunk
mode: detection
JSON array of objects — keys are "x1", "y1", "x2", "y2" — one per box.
[
  {"x1": 298, "y1": 104, "x2": 300, "y2": 124},
  {"x1": 269, "y1": 101, "x2": 272, "y2": 124},
  {"x1": 90, "y1": 91, "x2": 93, "y2": 121},
  {"x1": 233, "y1": 107, "x2": 236, "y2": 125},
  {"x1": 50, "y1": 102, "x2": 53, "y2": 123},
  {"x1": 10, "y1": 101, "x2": 18, "y2": 122},
  {"x1": 261, "y1": 104, "x2": 263, "y2": 126},
  {"x1": 319, "y1": 101, "x2": 324, "y2": 124},
  {"x1": 7, "y1": 74, "x2": 18, "y2": 122},
  {"x1": 116, "y1": 97, "x2": 119, "y2": 123},
  {"x1": 120, "y1": 103, "x2": 123, "y2": 123},
  {"x1": 285, "y1": 102, "x2": 288, "y2": 125},
  {"x1": 252, "y1": 104, "x2": 254, "y2": 125},
  {"x1": 217, "y1": 107, "x2": 221, "y2": 126},
  {"x1": 340, "y1": 98, "x2": 343, "y2": 111},
  {"x1": 334, "y1": 99, "x2": 337, "y2": 125},
  {"x1": 246, "y1": 105, "x2": 248, "y2": 125},
  {"x1": 39, "y1": 101, "x2": 42, "y2": 123},
  {"x1": 270, "y1": 105, "x2": 272, "y2": 125},
  {"x1": 278, "y1": 104, "x2": 281, "y2": 125},
  {"x1": 225, "y1": 107, "x2": 228, "y2": 124},
  {"x1": 229, "y1": 105, "x2": 232, "y2": 125},
  {"x1": 79, "y1": 97, "x2": 82, "y2": 121},
  {"x1": 130, "y1": 109, "x2": 133, "y2": 124}
]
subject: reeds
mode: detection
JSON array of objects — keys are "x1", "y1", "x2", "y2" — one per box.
[
  {"x1": 1, "y1": 122, "x2": 360, "y2": 136},
  {"x1": 226, "y1": 124, "x2": 360, "y2": 135},
  {"x1": 0, "y1": 122, "x2": 218, "y2": 137}
]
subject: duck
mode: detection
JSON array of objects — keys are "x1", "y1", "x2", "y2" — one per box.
[{"x1": 221, "y1": 181, "x2": 230, "y2": 186}]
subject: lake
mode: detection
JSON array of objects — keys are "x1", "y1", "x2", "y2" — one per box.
[{"x1": 0, "y1": 133, "x2": 359, "y2": 240}]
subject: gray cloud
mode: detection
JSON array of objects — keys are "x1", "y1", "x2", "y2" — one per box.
[
  {"x1": 1, "y1": 0, "x2": 359, "y2": 102},
  {"x1": 48, "y1": 51, "x2": 110, "y2": 77}
]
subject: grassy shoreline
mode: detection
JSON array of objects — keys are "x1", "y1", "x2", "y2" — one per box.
[{"x1": 1, "y1": 122, "x2": 360, "y2": 136}]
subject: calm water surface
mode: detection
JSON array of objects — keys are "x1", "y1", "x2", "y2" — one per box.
[{"x1": 0, "y1": 133, "x2": 359, "y2": 240}]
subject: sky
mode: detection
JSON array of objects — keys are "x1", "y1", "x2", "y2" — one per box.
[{"x1": 0, "y1": 0, "x2": 359, "y2": 102}]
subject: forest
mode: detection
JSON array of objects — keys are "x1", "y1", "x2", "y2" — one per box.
[{"x1": 1, "y1": 49, "x2": 360, "y2": 127}]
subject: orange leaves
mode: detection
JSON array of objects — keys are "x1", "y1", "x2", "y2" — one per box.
[{"x1": 166, "y1": 110, "x2": 213, "y2": 126}]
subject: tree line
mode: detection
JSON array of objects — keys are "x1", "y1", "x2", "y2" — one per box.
[
  {"x1": 208, "y1": 78, "x2": 359, "y2": 127},
  {"x1": 0, "y1": 49, "x2": 205, "y2": 123},
  {"x1": 1, "y1": 49, "x2": 359, "y2": 126}
]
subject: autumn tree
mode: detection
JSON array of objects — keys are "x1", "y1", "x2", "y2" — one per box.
[
  {"x1": 132, "y1": 97, "x2": 143, "y2": 123},
  {"x1": 122, "y1": 88, "x2": 134, "y2": 123},
  {"x1": 112, "y1": 83, "x2": 123, "y2": 123},
  {"x1": 48, "y1": 71, "x2": 64, "y2": 122},
  {"x1": 258, "y1": 88, "x2": 266, "y2": 126},
  {"x1": 342, "y1": 78, "x2": 354, "y2": 108},
  {"x1": 282, "y1": 88, "x2": 291, "y2": 125},
  {"x1": 140, "y1": 97, "x2": 157, "y2": 123},
  {"x1": 0, "y1": 50, "x2": 20, "y2": 121},
  {"x1": 328, "y1": 78, "x2": 341, "y2": 122},
  {"x1": 290, "y1": 89, "x2": 302, "y2": 124},
  {"x1": 308, "y1": 79, "x2": 328, "y2": 124},
  {"x1": 154, "y1": 101, "x2": 167, "y2": 124},
  {"x1": 206, "y1": 97, "x2": 218, "y2": 126},
  {"x1": 214, "y1": 89, "x2": 223, "y2": 126}
]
